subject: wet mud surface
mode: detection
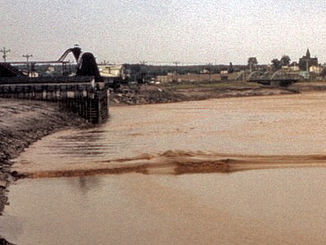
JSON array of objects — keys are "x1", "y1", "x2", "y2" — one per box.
[
  {"x1": 109, "y1": 82, "x2": 297, "y2": 105},
  {"x1": 0, "y1": 100, "x2": 86, "y2": 163}
]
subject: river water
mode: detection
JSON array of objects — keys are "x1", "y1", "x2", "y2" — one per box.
[{"x1": 2, "y1": 93, "x2": 326, "y2": 244}]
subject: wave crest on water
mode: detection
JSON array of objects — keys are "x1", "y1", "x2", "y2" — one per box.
[{"x1": 13, "y1": 150, "x2": 326, "y2": 179}]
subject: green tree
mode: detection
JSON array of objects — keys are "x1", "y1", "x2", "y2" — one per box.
[
  {"x1": 280, "y1": 55, "x2": 291, "y2": 66},
  {"x1": 271, "y1": 58, "x2": 281, "y2": 70},
  {"x1": 248, "y1": 57, "x2": 258, "y2": 71},
  {"x1": 320, "y1": 67, "x2": 326, "y2": 77},
  {"x1": 228, "y1": 62, "x2": 234, "y2": 73}
]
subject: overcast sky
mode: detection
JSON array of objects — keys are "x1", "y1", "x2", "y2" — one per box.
[{"x1": 1, "y1": 0, "x2": 326, "y2": 65}]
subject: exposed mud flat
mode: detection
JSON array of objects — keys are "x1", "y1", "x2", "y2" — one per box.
[
  {"x1": 290, "y1": 81, "x2": 326, "y2": 92},
  {"x1": 109, "y1": 82, "x2": 297, "y2": 105},
  {"x1": 0, "y1": 99, "x2": 88, "y2": 163}
]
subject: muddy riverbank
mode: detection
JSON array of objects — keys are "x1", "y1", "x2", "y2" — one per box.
[
  {"x1": 109, "y1": 81, "x2": 326, "y2": 106},
  {"x1": 109, "y1": 81, "x2": 299, "y2": 105},
  {"x1": 0, "y1": 99, "x2": 88, "y2": 215}
]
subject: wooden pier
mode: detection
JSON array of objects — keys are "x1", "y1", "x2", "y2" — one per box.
[{"x1": 0, "y1": 76, "x2": 109, "y2": 123}]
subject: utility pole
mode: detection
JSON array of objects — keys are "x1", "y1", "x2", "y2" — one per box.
[
  {"x1": 23, "y1": 54, "x2": 33, "y2": 62},
  {"x1": 139, "y1": 60, "x2": 147, "y2": 83},
  {"x1": 207, "y1": 62, "x2": 213, "y2": 83},
  {"x1": 23, "y1": 54, "x2": 33, "y2": 76},
  {"x1": 173, "y1": 61, "x2": 180, "y2": 82},
  {"x1": 0, "y1": 47, "x2": 10, "y2": 62},
  {"x1": 306, "y1": 59, "x2": 310, "y2": 80}
]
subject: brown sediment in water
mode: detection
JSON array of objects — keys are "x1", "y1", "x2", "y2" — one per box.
[
  {"x1": 17, "y1": 150, "x2": 326, "y2": 179},
  {"x1": 0, "y1": 99, "x2": 91, "y2": 244},
  {"x1": 0, "y1": 99, "x2": 89, "y2": 214},
  {"x1": 13, "y1": 91, "x2": 326, "y2": 180}
]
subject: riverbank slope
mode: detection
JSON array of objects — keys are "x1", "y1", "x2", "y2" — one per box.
[
  {"x1": 0, "y1": 99, "x2": 87, "y2": 214},
  {"x1": 109, "y1": 81, "x2": 298, "y2": 105}
]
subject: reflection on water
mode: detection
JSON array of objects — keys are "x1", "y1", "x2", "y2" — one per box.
[
  {"x1": 3, "y1": 169, "x2": 326, "y2": 244},
  {"x1": 4, "y1": 93, "x2": 326, "y2": 244},
  {"x1": 71, "y1": 176, "x2": 102, "y2": 195}
]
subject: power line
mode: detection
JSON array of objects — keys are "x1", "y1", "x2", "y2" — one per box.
[
  {"x1": 22, "y1": 54, "x2": 33, "y2": 62},
  {"x1": 22, "y1": 54, "x2": 33, "y2": 76}
]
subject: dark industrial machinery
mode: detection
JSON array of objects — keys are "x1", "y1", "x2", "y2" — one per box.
[
  {"x1": 0, "y1": 47, "x2": 109, "y2": 123},
  {"x1": 0, "y1": 62, "x2": 25, "y2": 77},
  {"x1": 0, "y1": 46, "x2": 102, "y2": 82},
  {"x1": 58, "y1": 47, "x2": 102, "y2": 82}
]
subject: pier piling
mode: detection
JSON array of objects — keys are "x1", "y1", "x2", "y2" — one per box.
[{"x1": 0, "y1": 76, "x2": 109, "y2": 123}]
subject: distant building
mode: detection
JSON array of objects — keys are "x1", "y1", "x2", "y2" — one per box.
[
  {"x1": 155, "y1": 72, "x2": 242, "y2": 83},
  {"x1": 98, "y1": 64, "x2": 125, "y2": 79},
  {"x1": 281, "y1": 65, "x2": 289, "y2": 70},
  {"x1": 200, "y1": 68, "x2": 210, "y2": 74},
  {"x1": 309, "y1": 65, "x2": 323, "y2": 74},
  {"x1": 289, "y1": 62, "x2": 300, "y2": 72},
  {"x1": 299, "y1": 49, "x2": 318, "y2": 71}
]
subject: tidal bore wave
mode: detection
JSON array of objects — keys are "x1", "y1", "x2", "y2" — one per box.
[{"x1": 14, "y1": 150, "x2": 326, "y2": 179}]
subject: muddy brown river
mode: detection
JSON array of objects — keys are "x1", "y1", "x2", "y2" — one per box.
[{"x1": 3, "y1": 92, "x2": 326, "y2": 244}]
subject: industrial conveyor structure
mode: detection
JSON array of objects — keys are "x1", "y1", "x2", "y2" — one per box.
[{"x1": 0, "y1": 47, "x2": 108, "y2": 123}]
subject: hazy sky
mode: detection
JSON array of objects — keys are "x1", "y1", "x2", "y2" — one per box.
[{"x1": 1, "y1": 0, "x2": 326, "y2": 64}]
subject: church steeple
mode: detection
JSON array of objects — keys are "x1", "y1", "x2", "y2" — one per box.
[{"x1": 306, "y1": 48, "x2": 311, "y2": 58}]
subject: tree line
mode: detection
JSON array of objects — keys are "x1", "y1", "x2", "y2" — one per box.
[{"x1": 248, "y1": 55, "x2": 291, "y2": 71}]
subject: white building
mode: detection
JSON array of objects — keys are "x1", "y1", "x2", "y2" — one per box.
[
  {"x1": 309, "y1": 65, "x2": 323, "y2": 74},
  {"x1": 98, "y1": 64, "x2": 125, "y2": 79}
]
